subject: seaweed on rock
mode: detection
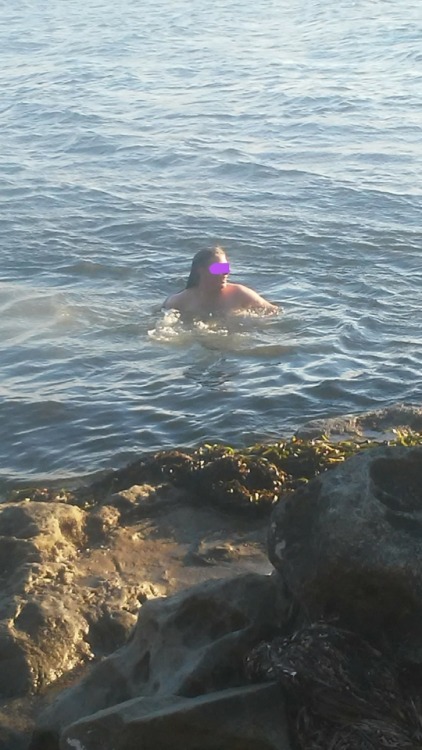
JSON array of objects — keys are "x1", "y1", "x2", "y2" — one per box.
[
  {"x1": 246, "y1": 622, "x2": 422, "y2": 750},
  {"x1": 9, "y1": 430, "x2": 422, "y2": 517}
]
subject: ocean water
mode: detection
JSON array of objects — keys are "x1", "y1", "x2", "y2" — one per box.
[{"x1": 0, "y1": 0, "x2": 421, "y2": 491}]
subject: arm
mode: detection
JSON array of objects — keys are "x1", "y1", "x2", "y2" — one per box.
[
  {"x1": 163, "y1": 295, "x2": 175, "y2": 310},
  {"x1": 235, "y1": 284, "x2": 279, "y2": 314},
  {"x1": 163, "y1": 289, "x2": 191, "y2": 312},
  {"x1": 163, "y1": 291, "x2": 183, "y2": 310}
]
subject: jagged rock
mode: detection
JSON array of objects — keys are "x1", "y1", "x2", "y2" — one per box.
[
  {"x1": 268, "y1": 445, "x2": 422, "y2": 652},
  {"x1": 33, "y1": 573, "x2": 289, "y2": 746},
  {"x1": 297, "y1": 403, "x2": 422, "y2": 440},
  {"x1": 60, "y1": 683, "x2": 290, "y2": 750},
  {"x1": 0, "y1": 501, "x2": 86, "y2": 565},
  {"x1": 0, "y1": 501, "x2": 139, "y2": 698},
  {"x1": 0, "y1": 478, "x2": 271, "y2": 713}
]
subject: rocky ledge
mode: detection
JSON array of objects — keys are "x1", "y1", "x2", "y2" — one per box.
[
  {"x1": 1, "y1": 454, "x2": 277, "y2": 750},
  {"x1": 0, "y1": 429, "x2": 421, "y2": 749}
]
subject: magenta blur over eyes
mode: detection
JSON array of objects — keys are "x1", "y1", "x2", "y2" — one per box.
[{"x1": 209, "y1": 262, "x2": 230, "y2": 275}]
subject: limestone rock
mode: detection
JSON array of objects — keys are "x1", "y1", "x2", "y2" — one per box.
[
  {"x1": 268, "y1": 445, "x2": 422, "y2": 650},
  {"x1": 0, "y1": 501, "x2": 138, "y2": 698},
  {"x1": 34, "y1": 573, "x2": 289, "y2": 744},
  {"x1": 103, "y1": 483, "x2": 180, "y2": 525},
  {"x1": 0, "y1": 501, "x2": 86, "y2": 566},
  {"x1": 2, "y1": 475, "x2": 272, "y2": 747},
  {"x1": 60, "y1": 683, "x2": 290, "y2": 750},
  {"x1": 0, "y1": 475, "x2": 271, "y2": 708},
  {"x1": 297, "y1": 403, "x2": 422, "y2": 440}
]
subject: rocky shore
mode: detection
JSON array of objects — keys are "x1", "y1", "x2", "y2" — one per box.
[{"x1": 0, "y1": 405, "x2": 421, "y2": 749}]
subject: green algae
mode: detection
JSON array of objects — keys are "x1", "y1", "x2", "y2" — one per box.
[
  {"x1": 179, "y1": 429, "x2": 422, "y2": 515},
  {"x1": 8, "y1": 430, "x2": 422, "y2": 516}
]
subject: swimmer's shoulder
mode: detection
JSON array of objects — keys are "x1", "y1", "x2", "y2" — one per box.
[
  {"x1": 163, "y1": 288, "x2": 194, "y2": 312},
  {"x1": 227, "y1": 283, "x2": 279, "y2": 313}
]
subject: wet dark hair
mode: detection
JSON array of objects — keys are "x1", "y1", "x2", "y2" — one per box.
[{"x1": 185, "y1": 247, "x2": 226, "y2": 289}]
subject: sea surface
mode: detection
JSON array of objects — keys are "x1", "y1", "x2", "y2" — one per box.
[{"x1": 1, "y1": 0, "x2": 421, "y2": 492}]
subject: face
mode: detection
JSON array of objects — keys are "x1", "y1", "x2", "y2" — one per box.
[
  {"x1": 199, "y1": 252, "x2": 230, "y2": 292},
  {"x1": 202, "y1": 253, "x2": 230, "y2": 291}
]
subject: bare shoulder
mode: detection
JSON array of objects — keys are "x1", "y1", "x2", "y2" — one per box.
[
  {"x1": 229, "y1": 283, "x2": 278, "y2": 312},
  {"x1": 163, "y1": 289, "x2": 190, "y2": 311}
]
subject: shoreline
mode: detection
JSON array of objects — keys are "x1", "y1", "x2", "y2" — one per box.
[
  {"x1": 2, "y1": 402, "x2": 422, "y2": 501},
  {"x1": 0, "y1": 403, "x2": 421, "y2": 749}
]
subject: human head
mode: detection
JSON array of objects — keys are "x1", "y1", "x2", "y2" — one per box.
[{"x1": 185, "y1": 246, "x2": 229, "y2": 289}]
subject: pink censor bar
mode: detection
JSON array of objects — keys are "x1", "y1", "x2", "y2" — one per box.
[{"x1": 209, "y1": 262, "x2": 230, "y2": 275}]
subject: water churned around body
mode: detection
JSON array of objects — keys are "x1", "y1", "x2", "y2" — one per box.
[{"x1": 0, "y1": 0, "x2": 421, "y2": 489}]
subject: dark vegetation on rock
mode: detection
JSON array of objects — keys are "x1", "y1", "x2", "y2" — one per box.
[
  {"x1": 247, "y1": 622, "x2": 422, "y2": 749},
  {"x1": 10, "y1": 429, "x2": 422, "y2": 517}
]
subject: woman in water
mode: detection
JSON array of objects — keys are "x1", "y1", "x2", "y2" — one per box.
[{"x1": 164, "y1": 246, "x2": 278, "y2": 316}]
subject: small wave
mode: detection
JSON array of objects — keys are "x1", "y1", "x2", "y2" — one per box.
[
  {"x1": 148, "y1": 310, "x2": 237, "y2": 346},
  {"x1": 148, "y1": 308, "x2": 290, "y2": 356},
  {"x1": 148, "y1": 309, "x2": 186, "y2": 343}
]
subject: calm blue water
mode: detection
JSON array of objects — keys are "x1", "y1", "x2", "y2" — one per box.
[{"x1": 1, "y1": 0, "x2": 421, "y2": 490}]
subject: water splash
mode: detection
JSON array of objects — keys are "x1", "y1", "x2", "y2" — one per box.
[{"x1": 148, "y1": 308, "x2": 290, "y2": 356}]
